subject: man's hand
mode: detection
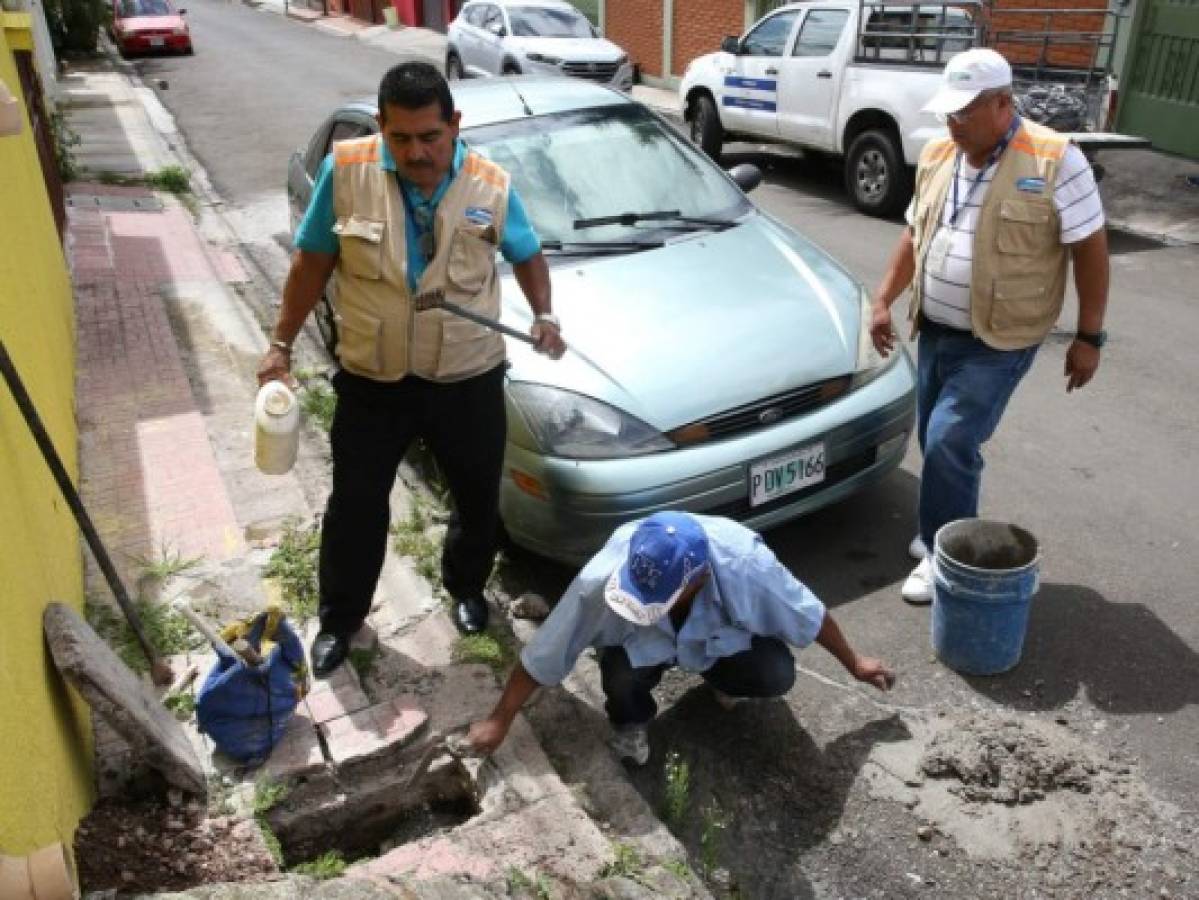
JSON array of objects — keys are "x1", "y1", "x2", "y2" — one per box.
[
  {"x1": 869, "y1": 302, "x2": 897, "y2": 357},
  {"x1": 1064, "y1": 340, "x2": 1100, "y2": 393},
  {"x1": 851, "y1": 656, "x2": 896, "y2": 692},
  {"x1": 256, "y1": 346, "x2": 293, "y2": 387},
  {"x1": 531, "y1": 322, "x2": 566, "y2": 360},
  {"x1": 465, "y1": 715, "x2": 511, "y2": 756}
]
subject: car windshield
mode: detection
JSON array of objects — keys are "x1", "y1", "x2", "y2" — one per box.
[
  {"x1": 509, "y1": 6, "x2": 595, "y2": 38},
  {"x1": 119, "y1": 0, "x2": 173, "y2": 15},
  {"x1": 465, "y1": 104, "x2": 750, "y2": 245}
]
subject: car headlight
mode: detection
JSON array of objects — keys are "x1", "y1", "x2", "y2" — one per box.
[
  {"x1": 852, "y1": 288, "x2": 897, "y2": 390},
  {"x1": 508, "y1": 383, "x2": 673, "y2": 459},
  {"x1": 526, "y1": 52, "x2": 561, "y2": 65}
]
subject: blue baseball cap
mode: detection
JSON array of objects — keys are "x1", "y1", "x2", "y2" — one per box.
[{"x1": 604, "y1": 512, "x2": 711, "y2": 625}]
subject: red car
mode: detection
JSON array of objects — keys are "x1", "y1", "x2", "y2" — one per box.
[{"x1": 111, "y1": 0, "x2": 194, "y2": 55}]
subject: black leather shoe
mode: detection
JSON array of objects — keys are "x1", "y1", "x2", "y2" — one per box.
[
  {"x1": 311, "y1": 632, "x2": 349, "y2": 679},
  {"x1": 452, "y1": 596, "x2": 489, "y2": 635}
]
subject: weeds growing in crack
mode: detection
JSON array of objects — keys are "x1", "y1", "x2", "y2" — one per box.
[
  {"x1": 163, "y1": 691, "x2": 196, "y2": 721},
  {"x1": 699, "y1": 800, "x2": 728, "y2": 880},
  {"x1": 296, "y1": 375, "x2": 337, "y2": 434},
  {"x1": 263, "y1": 518, "x2": 321, "y2": 622},
  {"x1": 452, "y1": 633, "x2": 513, "y2": 673},
  {"x1": 506, "y1": 866, "x2": 553, "y2": 898},
  {"x1": 663, "y1": 857, "x2": 692, "y2": 881},
  {"x1": 253, "y1": 777, "x2": 289, "y2": 815},
  {"x1": 599, "y1": 842, "x2": 645, "y2": 881},
  {"x1": 662, "y1": 751, "x2": 691, "y2": 828},
  {"x1": 291, "y1": 850, "x2": 347, "y2": 880},
  {"x1": 144, "y1": 165, "x2": 191, "y2": 194},
  {"x1": 85, "y1": 595, "x2": 205, "y2": 673},
  {"x1": 131, "y1": 542, "x2": 203, "y2": 582},
  {"x1": 391, "y1": 495, "x2": 443, "y2": 589}
]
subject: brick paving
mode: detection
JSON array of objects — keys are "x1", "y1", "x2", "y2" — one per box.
[{"x1": 69, "y1": 190, "x2": 245, "y2": 585}]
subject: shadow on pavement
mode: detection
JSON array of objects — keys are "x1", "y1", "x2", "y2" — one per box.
[
  {"x1": 628, "y1": 688, "x2": 910, "y2": 899},
  {"x1": 965, "y1": 581, "x2": 1199, "y2": 716}
]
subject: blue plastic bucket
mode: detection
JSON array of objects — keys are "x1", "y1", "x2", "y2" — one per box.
[{"x1": 931, "y1": 519, "x2": 1040, "y2": 675}]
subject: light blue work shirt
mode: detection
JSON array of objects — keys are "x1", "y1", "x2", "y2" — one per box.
[
  {"x1": 294, "y1": 138, "x2": 541, "y2": 293},
  {"x1": 521, "y1": 516, "x2": 827, "y2": 687}
]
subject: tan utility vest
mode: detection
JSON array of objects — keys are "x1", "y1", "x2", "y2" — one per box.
[
  {"x1": 909, "y1": 119, "x2": 1071, "y2": 351},
  {"x1": 330, "y1": 135, "x2": 511, "y2": 382}
]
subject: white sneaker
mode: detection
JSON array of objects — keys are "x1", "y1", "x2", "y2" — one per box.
[
  {"x1": 908, "y1": 535, "x2": 928, "y2": 560},
  {"x1": 901, "y1": 557, "x2": 934, "y2": 605},
  {"x1": 608, "y1": 724, "x2": 650, "y2": 766},
  {"x1": 711, "y1": 687, "x2": 744, "y2": 711}
]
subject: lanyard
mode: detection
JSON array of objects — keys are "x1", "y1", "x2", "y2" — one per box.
[{"x1": 948, "y1": 116, "x2": 1022, "y2": 227}]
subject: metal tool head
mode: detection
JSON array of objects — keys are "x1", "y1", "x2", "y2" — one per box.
[{"x1": 411, "y1": 289, "x2": 446, "y2": 312}]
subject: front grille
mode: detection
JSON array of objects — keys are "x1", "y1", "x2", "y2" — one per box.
[
  {"x1": 562, "y1": 61, "x2": 619, "y2": 82},
  {"x1": 669, "y1": 376, "x2": 851, "y2": 445},
  {"x1": 706, "y1": 447, "x2": 878, "y2": 521}
]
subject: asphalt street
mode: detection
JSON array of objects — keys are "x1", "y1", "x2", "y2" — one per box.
[{"x1": 138, "y1": 0, "x2": 1199, "y2": 816}]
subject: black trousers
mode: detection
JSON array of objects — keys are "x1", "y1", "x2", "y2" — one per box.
[
  {"x1": 317, "y1": 365, "x2": 507, "y2": 636},
  {"x1": 599, "y1": 636, "x2": 797, "y2": 727}
]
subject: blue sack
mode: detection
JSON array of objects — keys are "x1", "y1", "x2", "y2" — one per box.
[{"x1": 196, "y1": 612, "x2": 307, "y2": 764}]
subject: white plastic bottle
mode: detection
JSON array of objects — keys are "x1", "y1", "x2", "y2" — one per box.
[{"x1": 254, "y1": 380, "x2": 300, "y2": 475}]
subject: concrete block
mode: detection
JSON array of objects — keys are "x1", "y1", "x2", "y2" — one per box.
[
  {"x1": 322, "y1": 697, "x2": 428, "y2": 767},
  {"x1": 263, "y1": 708, "x2": 326, "y2": 779},
  {"x1": 44, "y1": 603, "x2": 207, "y2": 797},
  {"x1": 303, "y1": 679, "x2": 371, "y2": 724}
]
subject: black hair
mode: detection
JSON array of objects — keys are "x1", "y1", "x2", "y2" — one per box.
[{"x1": 377, "y1": 62, "x2": 455, "y2": 123}]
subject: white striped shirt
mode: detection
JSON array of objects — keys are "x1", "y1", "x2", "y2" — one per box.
[{"x1": 907, "y1": 143, "x2": 1105, "y2": 331}]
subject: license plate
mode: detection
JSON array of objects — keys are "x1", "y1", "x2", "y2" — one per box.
[
  {"x1": 149, "y1": 37, "x2": 165, "y2": 46},
  {"x1": 749, "y1": 443, "x2": 826, "y2": 507}
]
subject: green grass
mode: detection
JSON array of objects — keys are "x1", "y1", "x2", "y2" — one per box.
[
  {"x1": 163, "y1": 692, "x2": 196, "y2": 720},
  {"x1": 298, "y1": 379, "x2": 337, "y2": 433},
  {"x1": 291, "y1": 850, "x2": 347, "y2": 880},
  {"x1": 506, "y1": 867, "x2": 553, "y2": 898},
  {"x1": 132, "y1": 543, "x2": 203, "y2": 582},
  {"x1": 263, "y1": 519, "x2": 322, "y2": 622},
  {"x1": 348, "y1": 645, "x2": 379, "y2": 682},
  {"x1": 253, "y1": 777, "x2": 290, "y2": 815},
  {"x1": 452, "y1": 633, "x2": 512, "y2": 673},
  {"x1": 391, "y1": 499, "x2": 442, "y2": 587},
  {"x1": 258, "y1": 817, "x2": 284, "y2": 868},
  {"x1": 699, "y1": 801, "x2": 727, "y2": 879},
  {"x1": 144, "y1": 165, "x2": 191, "y2": 194},
  {"x1": 663, "y1": 858, "x2": 692, "y2": 881},
  {"x1": 599, "y1": 842, "x2": 644, "y2": 880},
  {"x1": 662, "y1": 751, "x2": 691, "y2": 828},
  {"x1": 85, "y1": 595, "x2": 205, "y2": 674}
]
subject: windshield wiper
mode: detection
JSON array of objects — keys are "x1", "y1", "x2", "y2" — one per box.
[
  {"x1": 573, "y1": 210, "x2": 740, "y2": 232},
  {"x1": 540, "y1": 238, "x2": 664, "y2": 255}
]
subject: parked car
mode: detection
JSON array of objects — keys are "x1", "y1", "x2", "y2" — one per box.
[
  {"x1": 447, "y1": 0, "x2": 633, "y2": 92},
  {"x1": 110, "y1": 0, "x2": 193, "y2": 56},
  {"x1": 286, "y1": 78, "x2": 915, "y2": 564},
  {"x1": 680, "y1": 0, "x2": 1147, "y2": 217}
]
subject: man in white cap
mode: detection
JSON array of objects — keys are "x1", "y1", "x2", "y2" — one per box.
[
  {"x1": 868, "y1": 49, "x2": 1109, "y2": 603},
  {"x1": 466, "y1": 512, "x2": 894, "y2": 765}
]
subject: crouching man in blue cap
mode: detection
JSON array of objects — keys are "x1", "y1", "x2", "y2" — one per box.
[{"x1": 466, "y1": 511, "x2": 895, "y2": 765}]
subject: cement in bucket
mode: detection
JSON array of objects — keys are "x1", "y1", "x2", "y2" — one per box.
[{"x1": 931, "y1": 519, "x2": 1040, "y2": 675}]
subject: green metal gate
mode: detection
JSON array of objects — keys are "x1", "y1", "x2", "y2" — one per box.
[{"x1": 1118, "y1": 0, "x2": 1199, "y2": 158}]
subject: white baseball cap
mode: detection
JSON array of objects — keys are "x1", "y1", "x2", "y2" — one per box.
[{"x1": 924, "y1": 49, "x2": 1012, "y2": 116}]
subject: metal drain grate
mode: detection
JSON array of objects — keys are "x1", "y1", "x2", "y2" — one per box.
[{"x1": 67, "y1": 193, "x2": 164, "y2": 212}]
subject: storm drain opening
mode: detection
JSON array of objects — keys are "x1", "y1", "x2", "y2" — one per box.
[{"x1": 263, "y1": 749, "x2": 482, "y2": 868}]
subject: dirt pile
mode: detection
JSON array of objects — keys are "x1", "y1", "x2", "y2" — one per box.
[
  {"x1": 74, "y1": 798, "x2": 278, "y2": 894},
  {"x1": 920, "y1": 715, "x2": 1101, "y2": 804}
]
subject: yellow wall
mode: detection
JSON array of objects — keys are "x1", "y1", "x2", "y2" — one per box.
[{"x1": 0, "y1": 15, "x2": 94, "y2": 858}]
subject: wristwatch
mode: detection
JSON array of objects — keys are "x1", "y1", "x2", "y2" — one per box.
[
  {"x1": 1075, "y1": 329, "x2": 1107, "y2": 349},
  {"x1": 535, "y1": 313, "x2": 561, "y2": 329}
]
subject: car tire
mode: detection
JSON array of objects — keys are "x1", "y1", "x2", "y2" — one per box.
[
  {"x1": 314, "y1": 293, "x2": 338, "y2": 357},
  {"x1": 446, "y1": 51, "x2": 464, "y2": 80},
  {"x1": 844, "y1": 129, "x2": 913, "y2": 218},
  {"x1": 689, "y1": 93, "x2": 723, "y2": 162}
]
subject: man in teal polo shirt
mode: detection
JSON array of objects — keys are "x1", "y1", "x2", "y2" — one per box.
[{"x1": 258, "y1": 62, "x2": 565, "y2": 678}]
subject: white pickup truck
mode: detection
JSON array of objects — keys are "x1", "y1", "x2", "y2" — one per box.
[{"x1": 679, "y1": 0, "x2": 1148, "y2": 216}]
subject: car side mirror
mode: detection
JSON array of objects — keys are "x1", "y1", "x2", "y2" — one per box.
[
  {"x1": 728, "y1": 163, "x2": 762, "y2": 193},
  {"x1": 720, "y1": 35, "x2": 741, "y2": 55},
  {"x1": 489, "y1": 22, "x2": 506, "y2": 36}
]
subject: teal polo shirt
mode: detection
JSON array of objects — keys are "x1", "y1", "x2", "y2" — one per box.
[{"x1": 294, "y1": 138, "x2": 541, "y2": 293}]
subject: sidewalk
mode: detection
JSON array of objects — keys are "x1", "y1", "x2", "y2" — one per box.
[{"x1": 59, "y1": 48, "x2": 704, "y2": 900}]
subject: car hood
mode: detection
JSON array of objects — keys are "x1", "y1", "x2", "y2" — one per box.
[
  {"x1": 116, "y1": 14, "x2": 184, "y2": 29},
  {"x1": 501, "y1": 215, "x2": 863, "y2": 430},
  {"x1": 508, "y1": 36, "x2": 624, "y2": 61}
]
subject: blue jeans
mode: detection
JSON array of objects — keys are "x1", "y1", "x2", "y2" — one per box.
[{"x1": 916, "y1": 321, "x2": 1038, "y2": 550}]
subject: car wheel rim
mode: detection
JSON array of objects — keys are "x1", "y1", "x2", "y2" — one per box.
[{"x1": 855, "y1": 148, "x2": 888, "y2": 202}]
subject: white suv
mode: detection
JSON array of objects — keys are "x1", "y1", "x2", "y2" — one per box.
[{"x1": 447, "y1": 0, "x2": 633, "y2": 92}]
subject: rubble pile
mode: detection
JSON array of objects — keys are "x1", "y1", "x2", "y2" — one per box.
[{"x1": 1014, "y1": 84, "x2": 1092, "y2": 132}]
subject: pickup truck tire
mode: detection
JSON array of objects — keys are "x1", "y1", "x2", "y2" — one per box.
[
  {"x1": 845, "y1": 129, "x2": 912, "y2": 218},
  {"x1": 689, "y1": 94, "x2": 723, "y2": 161}
]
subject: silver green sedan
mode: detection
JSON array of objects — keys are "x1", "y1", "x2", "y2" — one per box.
[{"x1": 286, "y1": 77, "x2": 915, "y2": 565}]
